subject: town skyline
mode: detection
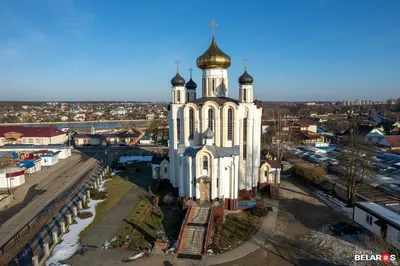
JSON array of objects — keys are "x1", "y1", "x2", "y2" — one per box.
[{"x1": 1, "y1": 0, "x2": 399, "y2": 101}]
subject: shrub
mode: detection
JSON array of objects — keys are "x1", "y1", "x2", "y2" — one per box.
[
  {"x1": 294, "y1": 162, "x2": 326, "y2": 184},
  {"x1": 92, "y1": 191, "x2": 107, "y2": 200},
  {"x1": 78, "y1": 211, "x2": 93, "y2": 219},
  {"x1": 83, "y1": 200, "x2": 89, "y2": 209},
  {"x1": 116, "y1": 164, "x2": 126, "y2": 171},
  {"x1": 249, "y1": 206, "x2": 268, "y2": 217}
]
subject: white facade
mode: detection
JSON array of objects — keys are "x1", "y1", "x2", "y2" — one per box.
[
  {"x1": 151, "y1": 159, "x2": 170, "y2": 180},
  {"x1": 168, "y1": 37, "x2": 262, "y2": 208},
  {"x1": 365, "y1": 128, "x2": 385, "y2": 144},
  {"x1": 0, "y1": 167, "x2": 26, "y2": 188},
  {"x1": 40, "y1": 152, "x2": 59, "y2": 166},
  {"x1": 353, "y1": 202, "x2": 400, "y2": 250}
]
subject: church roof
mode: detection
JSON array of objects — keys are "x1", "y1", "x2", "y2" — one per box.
[
  {"x1": 183, "y1": 145, "x2": 239, "y2": 158},
  {"x1": 187, "y1": 97, "x2": 239, "y2": 106}
]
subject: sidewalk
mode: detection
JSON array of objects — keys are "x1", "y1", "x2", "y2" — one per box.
[
  {"x1": 204, "y1": 198, "x2": 279, "y2": 265},
  {"x1": 81, "y1": 184, "x2": 147, "y2": 246}
]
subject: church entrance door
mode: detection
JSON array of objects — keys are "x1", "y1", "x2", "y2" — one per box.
[{"x1": 199, "y1": 180, "x2": 210, "y2": 201}]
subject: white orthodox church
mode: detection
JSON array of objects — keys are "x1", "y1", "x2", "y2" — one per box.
[{"x1": 167, "y1": 32, "x2": 265, "y2": 210}]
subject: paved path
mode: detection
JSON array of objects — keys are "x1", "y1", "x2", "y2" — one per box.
[
  {"x1": 204, "y1": 199, "x2": 279, "y2": 265},
  {"x1": 81, "y1": 184, "x2": 148, "y2": 247},
  {"x1": 0, "y1": 153, "x2": 99, "y2": 248}
]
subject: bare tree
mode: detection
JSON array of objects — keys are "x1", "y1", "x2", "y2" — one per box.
[
  {"x1": 338, "y1": 125, "x2": 371, "y2": 206},
  {"x1": 263, "y1": 107, "x2": 295, "y2": 161}
]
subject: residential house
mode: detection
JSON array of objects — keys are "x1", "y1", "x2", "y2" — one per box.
[
  {"x1": 140, "y1": 135, "x2": 153, "y2": 145},
  {"x1": 378, "y1": 136, "x2": 400, "y2": 151},
  {"x1": 365, "y1": 128, "x2": 385, "y2": 144},
  {"x1": 74, "y1": 134, "x2": 104, "y2": 146},
  {"x1": 146, "y1": 113, "x2": 155, "y2": 120},
  {"x1": 74, "y1": 112, "x2": 85, "y2": 121},
  {"x1": 110, "y1": 107, "x2": 127, "y2": 116},
  {"x1": 353, "y1": 202, "x2": 400, "y2": 250},
  {"x1": 290, "y1": 120, "x2": 318, "y2": 133}
]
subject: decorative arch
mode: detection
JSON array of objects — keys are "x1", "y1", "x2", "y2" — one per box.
[
  {"x1": 201, "y1": 101, "x2": 220, "y2": 144},
  {"x1": 160, "y1": 159, "x2": 169, "y2": 179},
  {"x1": 196, "y1": 149, "x2": 214, "y2": 179},
  {"x1": 183, "y1": 103, "x2": 200, "y2": 143},
  {"x1": 259, "y1": 161, "x2": 272, "y2": 183},
  {"x1": 221, "y1": 102, "x2": 238, "y2": 144}
]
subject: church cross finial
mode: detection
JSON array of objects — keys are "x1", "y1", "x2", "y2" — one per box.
[
  {"x1": 189, "y1": 67, "x2": 193, "y2": 78},
  {"x1": 175, "y1": 60, "x2": 181, "y2": 72},
  {"x1": 208, "y1": 19, "x2": 218, "y2": 38},
  {"x1": 243, "y1": 57, "x2": 248, "y2": 71}
]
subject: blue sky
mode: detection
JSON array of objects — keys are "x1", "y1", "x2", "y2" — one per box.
[{"x1": 0, "y1": 0, "x2": 399, "y2": 102}]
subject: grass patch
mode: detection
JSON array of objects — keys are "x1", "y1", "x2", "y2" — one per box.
[
  {"x1": 78, "y1": 211, "x2": 93, "y2": 219},
  {"x1": 113, "y1": 198, "x2": 165, "y2": 250},
  {"x1": 79, "y1": 175, "x2": 134, "y2": 239},
  {"x1": 218, "y1": 212, "x2": 263, "y2": 251}
]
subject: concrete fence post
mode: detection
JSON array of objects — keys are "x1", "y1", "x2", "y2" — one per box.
[
  {"x1": 32, "y1": 255, "x2": 39, "y2": 266},
  {"x1": 44, "y1": 242, "x2": 50, "y2": 256},
  {"x1": 52, "y1": 231, "x2": 58, "y2": 243},
  {"x1": 82, "y1": 195, "x2": 87, "y2": 204},
  {"x1": 67, "y1": 214, "x2": 72, "y2": 224},
  {"x1": 60, "y1": 221, "x2": 66, "y2": 233},
  {"x1": 86, "y1": 189, "x2": 91, "y2": 198},
  {"x1": 72, "y1": 206, "x2": 78, "y2": 217},
  {"x1": 78, "y1": 201, "x2": 83, "y2": 210},
  {"x1": 93, "y1": 182, "x2": 98, "y2": 189}
]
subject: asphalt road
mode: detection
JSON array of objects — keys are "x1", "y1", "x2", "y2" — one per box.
[{"x1": 0, "y1": 151, "x2": 100, "y2": 249}]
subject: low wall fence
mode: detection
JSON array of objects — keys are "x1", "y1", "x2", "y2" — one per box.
[
  {"x1": 175, "y1": 206, "x2": 192, "y2": 254},
  {"x1": 0, "y1": 166, "x2": 109, "y2": 266}
]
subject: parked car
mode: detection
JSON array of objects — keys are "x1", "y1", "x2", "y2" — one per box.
[{"x1": 328, "y1": 221, "x2": 362, "y2": 236}]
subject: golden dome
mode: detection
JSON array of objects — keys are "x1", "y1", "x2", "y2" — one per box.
[{"x1": 196, "y1": 37, "x2": 231, "y2": 69}]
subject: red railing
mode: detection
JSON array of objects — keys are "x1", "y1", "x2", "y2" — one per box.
[
  {"x1": 176, "y1": 205, "x2": 192, "y2": 253},
  {"x1": 202, "y1": 207, "x2": 214, "y2": 255}
]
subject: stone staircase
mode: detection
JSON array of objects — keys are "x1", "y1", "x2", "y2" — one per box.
[{"x1": 177, "y1": 206, "x2": 211, "y2": 256}]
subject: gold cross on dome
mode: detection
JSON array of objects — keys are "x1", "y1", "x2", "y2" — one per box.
[
  {"x1": 189, "y1": 67, "x2": 193, "y2": 78},
  {"x1": 175, "y1": 60, "x2": 180, "y2": 72},
  {"x1": 208, "y1": 19, "x2": 218, "y2": 37},
  {"x1": 243, "y1": 57, "x2": 248, "y2": 70}
]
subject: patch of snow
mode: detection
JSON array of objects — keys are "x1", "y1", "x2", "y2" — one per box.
[
  {"x1": 118, "y1": 156, "x2": 152, "y2": 163},
  {"x1": 302, "y1": 226, "x2": 380, "y2": 266},
  {"x1": 45, "y1": 180, "x2": 108, "y2": 266},
  {"x1": 314, "y1": 190, "x2": 353, "y2": 218},
  {"x1": 98, "y1": 179, "x2": 110, "y2": 192},
  {"x1": 111, "y1": 170, "x2": 122, "y2": 176}
]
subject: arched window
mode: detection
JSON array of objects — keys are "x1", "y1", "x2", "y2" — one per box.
[
  {"x1": 212, "y1": 78, "x2": 215, "y2": 94},
  {"x1": 243, "y1": 89, "x2": 247, "y2": 102},
  {"x1": 227, "y1": 108, "x2": 233, "y2": 141},
  {"x1": 187, "y1": 92, "x2": 189, "y2": 101},
  {"x1": 243, "y1": 118, "x2": 247, "y2": 159},
  {"x1": 189, "y1": 108, "x2": 194, "y2": 139},
  {"x1": 177, "y1": 91, "x2": 181, "y2": 103},
  {"x1": 177, "y1": 118, "x2": 181, "y2": 142},
  {"x1": 203, "y1": 156, "x2": 208, "y2": 172},
  {"x1": 208, "y1": 108, "x2": 214, "y2": 131}
]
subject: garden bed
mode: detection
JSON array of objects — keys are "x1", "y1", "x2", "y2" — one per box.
[{"x1": 216, "y1": 211, "x2": 263, "y2": 253}]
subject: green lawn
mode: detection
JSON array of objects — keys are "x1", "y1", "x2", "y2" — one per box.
[
  {"x1": 79, "y1": 175, "x2": 134, "y2": 239},
  {"x1": 112, "y1": 198, "x2": 165, "y2": 250},
  {"x1": 218, "y1": 212, "x2": 262, "y2": 250}
]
